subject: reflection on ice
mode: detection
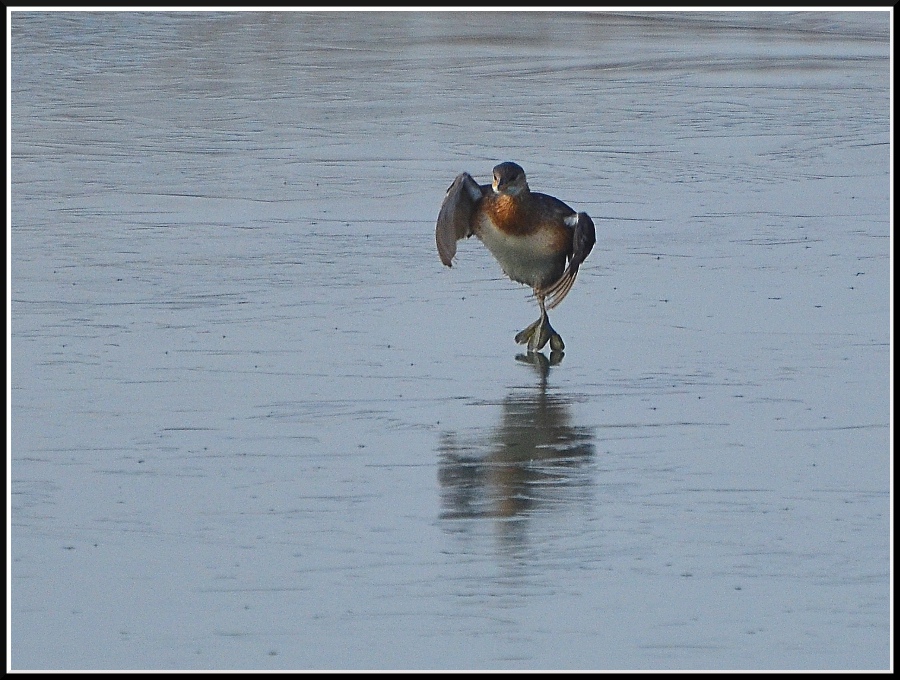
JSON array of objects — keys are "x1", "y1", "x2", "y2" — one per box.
[
  {"x1": 438, "y1": 351, "x2": 594, "y2": 532},
  {"x1": 516, "y1": 349, "x2": 564, "y2": 368}
]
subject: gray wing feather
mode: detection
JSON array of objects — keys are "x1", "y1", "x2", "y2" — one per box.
[
  {"x1": 436, "y1": 173, "x2": 483, "y2": 267},
  {"x1": 569, "y1": 212, "x2": 596, "y2": 269}
]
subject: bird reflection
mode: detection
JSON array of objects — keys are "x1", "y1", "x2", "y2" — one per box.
[{"x1": 438, "y1": 351, "x2": 595, "y2": 542}]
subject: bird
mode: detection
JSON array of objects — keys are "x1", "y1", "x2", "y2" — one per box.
[{"x1": 436, "y1": 161, "x2": 596, "y2": 352}]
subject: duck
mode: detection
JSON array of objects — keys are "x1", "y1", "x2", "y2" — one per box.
[{"x1": 436, "y1": 161, "x2": 596, "y2": 352}]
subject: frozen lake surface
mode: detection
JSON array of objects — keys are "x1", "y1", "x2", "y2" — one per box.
[{"x1": 9, "y1": 10, "x2": 891, "y2": 671}]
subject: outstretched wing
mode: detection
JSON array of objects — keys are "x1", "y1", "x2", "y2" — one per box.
[
  {"x1": 541, "y1": 212, "x2": 596, "y2": 310},
  {"x1": 436, "y1": 172, "x2": 484, "y2": 267}
]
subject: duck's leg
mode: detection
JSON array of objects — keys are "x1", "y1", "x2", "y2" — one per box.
[{"x1": 514, "y1": 295, "x2": 565, "y2": 352}]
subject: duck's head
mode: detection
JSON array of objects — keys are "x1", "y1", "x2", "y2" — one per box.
[{"x1": 492, "y1": 161, "x2": 529, "y2": 197}]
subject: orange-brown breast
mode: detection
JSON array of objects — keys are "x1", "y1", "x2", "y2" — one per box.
[
  {"x1": 482, "y1": 194, "x2": 572, "y2": 254},
  {"x1": 481, "y1": 193, "x2": 536, "y2": 237}
]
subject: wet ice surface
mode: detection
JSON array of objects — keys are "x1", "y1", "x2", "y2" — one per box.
[{"x1": 9, "y1": 11, "x2": 891, "y2": 670}]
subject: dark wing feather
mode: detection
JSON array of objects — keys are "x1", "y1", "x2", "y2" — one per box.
[
  {"x1": 530, "y1": 192, "x2": 578, "y2": 221},
  {"x1": 541, "y1": 212, "x2": 596, "y2": 310},
  {"x1": 436, "y1": 173, "x2": 484, "y2": 267}
]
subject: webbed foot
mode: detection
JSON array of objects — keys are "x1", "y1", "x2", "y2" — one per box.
[
  {"x1": 514, "y1": 318, "x2": 541, "y2": 346},
  {"x1": 549, "y1": 331, "x2": 565, "y2": 352},
  {"x1": 514, "y1": 316, "x2": 564, "y2": 352}
]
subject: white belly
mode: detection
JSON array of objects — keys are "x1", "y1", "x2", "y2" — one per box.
[{"x1": 474, "y1": 215, "x2": 567, "y2": 289}]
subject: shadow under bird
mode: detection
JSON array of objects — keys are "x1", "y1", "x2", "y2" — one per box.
[{"x1": 436, "y1": 161, "x2": 596, "y2": 352}]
